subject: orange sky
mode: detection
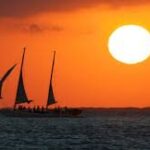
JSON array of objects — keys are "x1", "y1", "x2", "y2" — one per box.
[{"x1": 1, "y1": 1, "x2": 150, "y2": 108}]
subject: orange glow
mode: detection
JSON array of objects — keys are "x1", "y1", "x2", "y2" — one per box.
[{"x1": 1, "y1": 4, "x2": 150, "y2": 108}]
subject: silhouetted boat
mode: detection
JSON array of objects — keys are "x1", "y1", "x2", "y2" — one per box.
[{"x1": 0, "y1": 48, "x2": 82, "y2": 117}]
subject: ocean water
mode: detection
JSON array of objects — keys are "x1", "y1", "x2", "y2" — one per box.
[{"x1": 0, "y1": 110, "x2": 150, "y2": 150}]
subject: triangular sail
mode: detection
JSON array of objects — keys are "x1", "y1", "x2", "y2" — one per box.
[
  {"x1": 47, "y1": 83, "x2": 56, "y2": 105},
  {"x1": 0, "y1": 64, "x2": 16, "y2": 98},
  {"x1": 15, "y1": 48, "x2": 31, "y2": 105},
  {"x1": 15, "y1": 71, "x2": 29, "y2": 104},
  {"x1": 47, "y1": 51, "x2": 56, "y2": 107}
]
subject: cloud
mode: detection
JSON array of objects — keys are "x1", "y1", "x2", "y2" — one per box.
[
  {"x1": 22, "y1": 24, "x2": 63, "y2": 34},
  {"x1": 26, "y1": 24, "x2": 43, "y2": 33},
  {"x1": 0, "y1": 0, "x2": 149, "y2": 18},
  {"x1": 50, "y1": 25, "x2": 63, "y2": 32}
]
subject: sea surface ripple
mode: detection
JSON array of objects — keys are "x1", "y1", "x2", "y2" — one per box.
[{"x1": 0, "y1": 111, "x2": 150, "y2": 150}]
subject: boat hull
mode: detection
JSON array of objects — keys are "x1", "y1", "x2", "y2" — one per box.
[{"x1": 0, "y1": 108, "x2": 82, "y2": 118}]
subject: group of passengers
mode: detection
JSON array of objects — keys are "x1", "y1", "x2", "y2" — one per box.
[
  {"x1": 17, "y1": 105, "x2": 46, "y2": 113},
  {"x1": 16, "y1": 105, "x2": 70, "y2": 114}
]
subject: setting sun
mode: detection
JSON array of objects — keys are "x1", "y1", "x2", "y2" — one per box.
[{"x1": 108, "y1": 25, "x2": 150, "y2": 64}]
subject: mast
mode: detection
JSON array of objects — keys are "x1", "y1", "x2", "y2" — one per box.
[
  {"x1": 14, "y1": 48, "x2": 31, "y2": 109},
  {"x1": 46, "y1": 51, "x2": 56, "y2": 109},
  {"x1": 20, "y1": 47, "x2": 26, "y2": 73},
  {"x1": 50, "y1": 51, "x2": 56, "y2": 86}
]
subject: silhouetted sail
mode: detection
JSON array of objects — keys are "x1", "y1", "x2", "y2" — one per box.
[
  {"x1": 15, "y1": 71, "x2": 29, "y2": 104},
  {"x1": 47, "y1": 83, "x2": 56, "y2": 105},
  {"x1": 47, "y1": 51, "x2": 56, "y2": 107},
  {"x1": 0, "y1": 64, "x2": 16, "y2": 98},
  {"x1": 15, "y1": 48, "x2": 31, "y2": 105}
]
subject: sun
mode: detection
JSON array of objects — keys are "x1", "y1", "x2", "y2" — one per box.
[{"x1": 108, "y1": 25, "x2": 150, "y2": 64}]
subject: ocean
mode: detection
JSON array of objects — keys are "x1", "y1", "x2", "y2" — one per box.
[{"x1": 0, "y1": 109, "x2": 150, "y2": 150}]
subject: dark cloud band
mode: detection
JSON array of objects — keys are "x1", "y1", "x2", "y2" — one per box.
[{"x1": 0, "y1": 0, "x2": 149, "y2": 17}]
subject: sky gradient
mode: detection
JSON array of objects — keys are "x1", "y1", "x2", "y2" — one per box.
[{"x1": 1, "y1": 1, "x2": 150, "y2": 108}]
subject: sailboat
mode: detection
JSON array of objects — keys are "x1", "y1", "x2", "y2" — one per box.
[{"x1": 0, "y1": 48, "x2": 82, "y2": 117}]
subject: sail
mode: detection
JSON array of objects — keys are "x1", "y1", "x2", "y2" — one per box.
[
  {"x1": 15, "y1": 72, "x2": 29, "y2": 104},
  {"x1": 47, "y1": 51, "x2": 57, "y2": 107},
  {"x1": 47, "y1": 83, "x2": 56, "y2": 105},
  {"x1": 0, "y1": 64, "x2": 16, "y2": 98},
  {"x1": 15, "y1": 48, "x2": 31, "y2": 104}
]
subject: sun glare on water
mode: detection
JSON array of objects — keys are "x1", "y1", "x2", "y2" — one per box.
[{"x1": 108, "y1": 25, "x2": 150, "y2": 64}]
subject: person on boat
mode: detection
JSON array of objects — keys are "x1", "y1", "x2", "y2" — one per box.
[
  {"x1": 27, "y1": 107, "x2": 32, "y2": 112},
  {"x1": 22, "y1": 106, "x2": 26, "y2": 111},
  {"x1": 41, "y1": 106, "x2": 45, "y2": 113},
  {"x1": 33, "y1": 106, "x2": 36, "y2": 112},
  {"x1": 18, "y1": 105, "x2": 23, "y2": 111},
  {"x1": 36, "y1": 106, "x2": 40, "y2": 113}
]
